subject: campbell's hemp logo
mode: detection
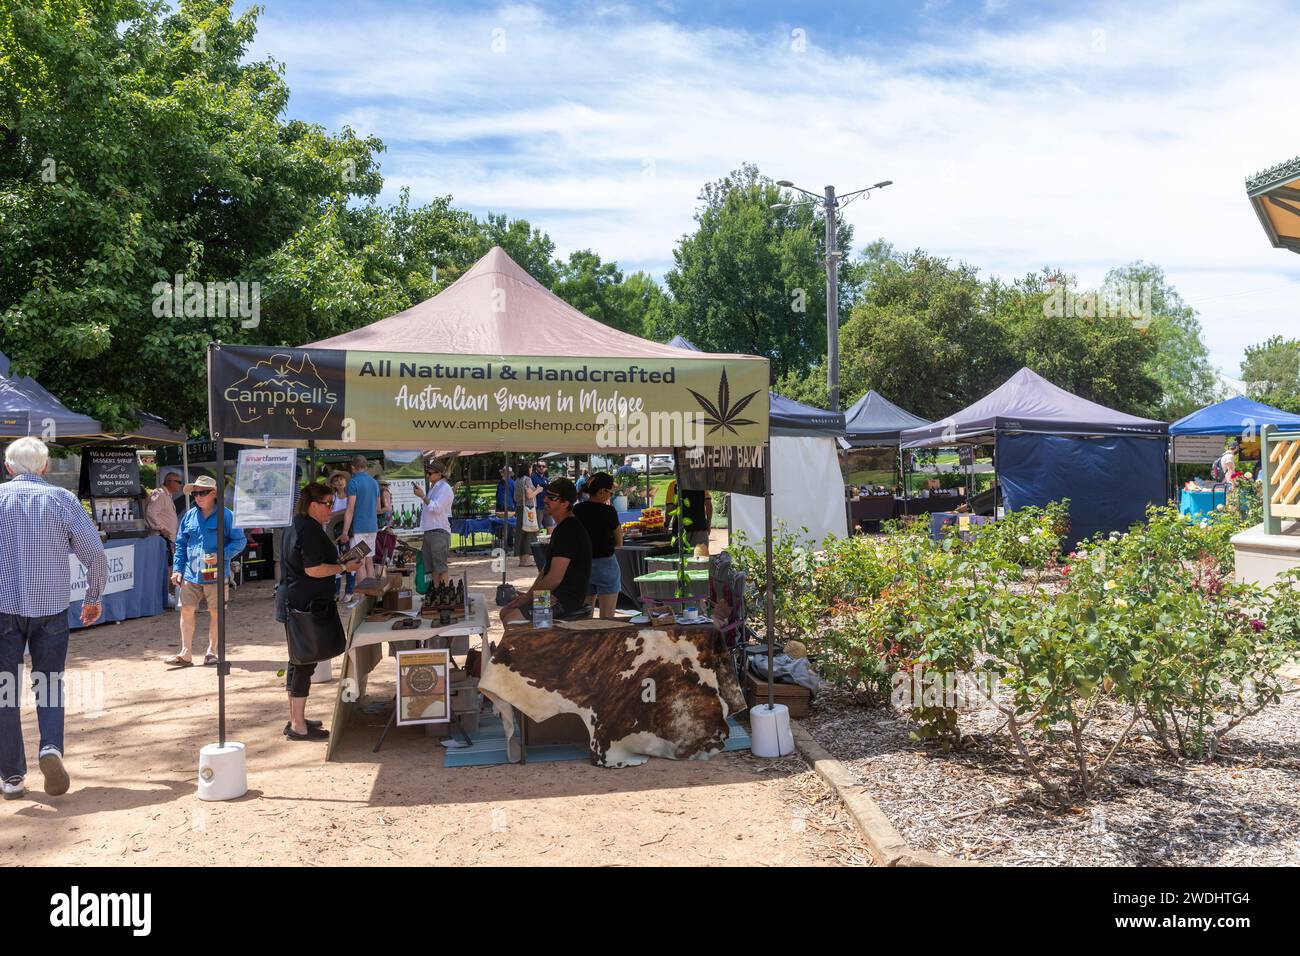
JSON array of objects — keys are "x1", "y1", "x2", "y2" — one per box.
[
  {"x1": 689, "y1": 370, "x2": 760, "y2": 437},
  {"x1": 222, "y1": 352, "x2": 339, "y2": 434}
]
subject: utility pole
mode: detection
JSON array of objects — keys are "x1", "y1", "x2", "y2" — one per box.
[
  {"x1": 824, "y1": 185, "x2": 841, "y2": 414},
  {"x1": 773, "y1": 178, "x2": 892, "y2": 413}
]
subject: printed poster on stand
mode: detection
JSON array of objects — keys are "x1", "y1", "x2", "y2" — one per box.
[
  {"x1": 233, "y1": 447, "x2": 298, "y2": 528},
  {"x1": 396, "y1": 648, "x2": 451, "y2": 726}
]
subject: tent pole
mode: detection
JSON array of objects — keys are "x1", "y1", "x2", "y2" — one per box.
[
  {"x1": 763, "y1": 443, "x2": 775, "y2": 711},
  {"x1": 215, "y1": 435, "x2": 227, "y2": 749},
  {"x1": 1169, "y1": 436, "x2": 1176, "y2": 503},
  {"x1": 674, "y1": 451, "x2": 685, "y2": 590},
  {"x1": 182, "y1": 431, "x2": 190, "y2": 484}
]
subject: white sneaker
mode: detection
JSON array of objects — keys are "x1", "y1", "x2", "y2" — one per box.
[
  {"x1": 1, "y1": 776, "x2": 25, "y2": 800},
  {"x1": 38, "y1": 748, "x2": 69, "y2": 796}
]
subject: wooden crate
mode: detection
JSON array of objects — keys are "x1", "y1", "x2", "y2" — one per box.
[{"x1": 744, "y1": 671, "x2": 811, "y2": 718}]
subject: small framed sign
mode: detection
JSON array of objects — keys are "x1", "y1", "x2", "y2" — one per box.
[{"x1": 395, "y1": 648, "x2": 450, "y2": 726}]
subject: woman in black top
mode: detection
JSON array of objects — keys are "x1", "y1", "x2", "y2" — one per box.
[
  {"x1": 276, "y1": 482, "x2": 362, "y2": 741},
  {"x1": 573, "y1": 472, "x2": 623, "y2": 618}
]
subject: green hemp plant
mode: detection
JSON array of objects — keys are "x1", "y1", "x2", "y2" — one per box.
[{"x1": 673, "y1": 488, "x2": 691, "y2": 598}]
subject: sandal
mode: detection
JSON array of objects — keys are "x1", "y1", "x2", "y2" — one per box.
[
  {"x1": 203, "y1": 653, "x2": 219, "y2": 666},
  {"x1": 164, "y1": 655, "x2": 193, "y2": 667},
  {"x1": 282, "y1": 720, "x2": 323, "y2": 734},
  {"x1": 284, "y1": 725, "x2": 329, "y2": 741}
]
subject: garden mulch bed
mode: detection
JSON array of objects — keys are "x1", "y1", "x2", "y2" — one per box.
[{"x1": 801, "y1": 671, "x2": 1300, "y2": 866}]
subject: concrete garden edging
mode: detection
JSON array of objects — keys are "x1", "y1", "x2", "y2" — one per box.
[{"x1": 789, "y1": 719, "x2": 976, "y2": 867}]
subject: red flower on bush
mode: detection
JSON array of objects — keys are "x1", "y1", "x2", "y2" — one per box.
[{"x1": 1250, "y1": 619, "x2": 1264, "y2": 632}]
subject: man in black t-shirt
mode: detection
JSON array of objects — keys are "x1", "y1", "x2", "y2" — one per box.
[{"x1": 500, "y1": 477, "x2": 592, "y2": 625}]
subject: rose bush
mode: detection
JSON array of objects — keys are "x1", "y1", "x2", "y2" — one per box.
[{"x1": 731, "y1": 499, "x2": 1300, "y2": 800}]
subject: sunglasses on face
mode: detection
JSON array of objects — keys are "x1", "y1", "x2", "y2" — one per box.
[
  {"x1": 193, "y1": 490, "x2": 215, "y2": 498},
  {"x1": 545, "y1": 492, "x2": 562, "y2": 501}
]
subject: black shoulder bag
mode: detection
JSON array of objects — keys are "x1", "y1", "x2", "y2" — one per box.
[
  {"x1": 284, "y1": 522, "x2": 347, "y2": 665},
  {"x1": 287, "y1": 595, "x2": 347, "y2": 665}
]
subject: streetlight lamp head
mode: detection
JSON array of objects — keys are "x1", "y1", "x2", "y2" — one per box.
[
  {"x1": 873, "y1": 180, "x2": 893, "y2": 189},
  {"x1": 775, "y1": 180, "x2": 794, "y2": 187},
  {"x1": 769, "y1": 203, "x2": 787, "y2": 211}
]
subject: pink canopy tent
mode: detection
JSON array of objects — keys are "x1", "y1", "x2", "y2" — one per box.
[{"x1": 306, "y1": 245, "x2": 752, "y2": 362}]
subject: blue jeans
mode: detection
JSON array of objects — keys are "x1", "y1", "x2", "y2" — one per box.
[{"x1": 0, "y1": 612, "x2": 70, "y2": 780}]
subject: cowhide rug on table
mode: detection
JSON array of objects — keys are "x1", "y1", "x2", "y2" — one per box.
[{"x1": 480, "y1": 624, "x2": 747, "y2": 768}]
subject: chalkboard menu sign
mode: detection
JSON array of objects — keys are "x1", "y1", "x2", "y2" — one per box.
[
  {"x1": 83, "y1": 447, "x2": 141, "y2": 498},
  {"x1": 959, "y1": 446, "x2": 974, "y2": 467}
]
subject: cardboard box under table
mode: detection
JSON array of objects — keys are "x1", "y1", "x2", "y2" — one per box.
[{"x1": 326, "y1": 590, "x2": 489, "y2": 760}]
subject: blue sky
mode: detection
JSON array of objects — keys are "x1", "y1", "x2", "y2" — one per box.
[{"x1": 248, "y1": 0, "x2": 1300, "y2": 379}]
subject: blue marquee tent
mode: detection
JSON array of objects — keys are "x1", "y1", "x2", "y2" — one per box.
[
  {"x1": 1169, "y1": 396, "x2": 1300, "y2": 435},
  {"x1": 901, "y1": 368, "x2": 1169, "y2": 545},
  {"x1": 843, "y1": 389, "x2": 931, "y2": 446},
  {"x1": 0, "y1": 365, "x2": 106, "y2": 440}
]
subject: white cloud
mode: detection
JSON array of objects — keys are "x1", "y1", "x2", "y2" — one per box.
[{"x1": 253, "y1": 0, "x2": 1300, "y2": 375}]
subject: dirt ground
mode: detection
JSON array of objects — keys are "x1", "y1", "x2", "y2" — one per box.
[{"x1": 1, "y1": 529, "x2": 871, "y2": 866}]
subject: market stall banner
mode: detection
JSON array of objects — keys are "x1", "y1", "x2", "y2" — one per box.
[
  {"x1": 209, "y1": 345, "x2": 769, "y2": 451},
  {"x1": 70, "y1": 544, "x2": 135, "y2": 603},
  {"x1": 679, "y1": 444, "x2": 766, "y2": 496}
]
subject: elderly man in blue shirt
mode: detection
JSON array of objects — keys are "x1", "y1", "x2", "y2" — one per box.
[
  {"x1": 167, "y1": 474, "x2": 245, "y2": 667},
  {"x1": 1, "y1": 437, "x2": 107, "y2": 800}
]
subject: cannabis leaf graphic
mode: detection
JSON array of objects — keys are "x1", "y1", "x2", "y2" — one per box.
[{"x1": 688, "y1": 370, "x2": 760, "y2": 436}]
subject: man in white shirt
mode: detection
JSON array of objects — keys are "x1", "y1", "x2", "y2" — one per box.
[{"x1": 413, "y1": 460, "x2": 453, "y2": 588}]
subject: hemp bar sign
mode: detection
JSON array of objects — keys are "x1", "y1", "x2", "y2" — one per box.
[{"x1": 679, "y1": 445, "x2": 766, "y2": 496}]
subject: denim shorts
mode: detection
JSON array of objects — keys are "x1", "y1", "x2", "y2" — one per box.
[{"x1": 588, "y1": 555, "x2": 621, "y2": 596}]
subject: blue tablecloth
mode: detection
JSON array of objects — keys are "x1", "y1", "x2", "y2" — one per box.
[
  {"x1": 68, "y1": 534, "x2": 169, "y2": 630},
  {"x1": 451, "y1": 516, "x2": 497, "y2": 537},
  {"x1": 1180, "y1": 488, "x2": 1226, "y2": 518},
  {"x1": 618, "y1": 509, "x2": 643, "y2": 524}
]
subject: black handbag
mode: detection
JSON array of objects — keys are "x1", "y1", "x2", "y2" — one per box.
[{"x1": 286, "y1": 596, "x2": 347, "y2": 665}]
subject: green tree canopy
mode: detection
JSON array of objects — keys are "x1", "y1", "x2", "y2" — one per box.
[
  {"x1": 1241, "y1": 335, "x2": 1300, "y2": 413},
  {"x1": 661, "y1": 163, "x2": 855, "y2": 381},
  {"x1": 1104, "y1": 261, "x2": 1215, "y2": 420},
  {"x1": 778, "y1": 247, "x2": 1168, "y2": 421},
  {"x1": 0, "y1": 0, "x2": 385, "y2": 429}
]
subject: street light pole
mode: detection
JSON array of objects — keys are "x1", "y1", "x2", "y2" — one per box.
[
  {"x1": 773, "y1": 178, "x2": 891, "y2": 414},
  {"x1": 824, "y1": 185, "x2": 840, "y2": 414}
]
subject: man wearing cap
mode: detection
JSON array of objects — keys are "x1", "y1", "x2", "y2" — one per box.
[
  {"x1": 339, "y1": 455, "x2": 380, "y2": 585},
  {"x1": 167, "y1": 475, "x2": 245, "y2": 667},
  {"x1": 500, "y1": 477, "x2": 592, "y2": 625},
  {"x1": 412, "y1": 460, "x2": 453, "y2": 589}
]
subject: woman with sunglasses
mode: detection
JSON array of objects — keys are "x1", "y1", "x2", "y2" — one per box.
[{"x1": 275, "y1": 482, "x2": 363, "y2": 740}]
